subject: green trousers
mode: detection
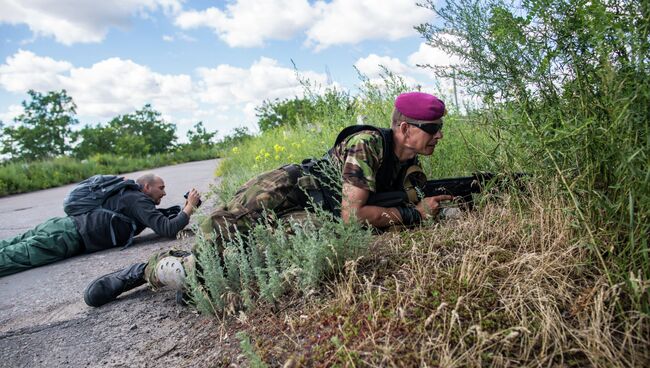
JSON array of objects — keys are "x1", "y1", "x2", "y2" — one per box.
[{"x1": 0, "y1": 217, "x2": 84, "y2": 277}]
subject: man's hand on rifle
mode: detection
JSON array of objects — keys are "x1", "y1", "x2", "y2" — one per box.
[{"x1": 416, "y1": 194, "x2": 454, "y2": 219}]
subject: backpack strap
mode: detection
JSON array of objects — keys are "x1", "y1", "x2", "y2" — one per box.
[
  {"x1": 94, "y1": 208, "x2": 137, "y2": 248},
  {"x1": 97, "y1": 186, "x2": 139, "y2": 249}
]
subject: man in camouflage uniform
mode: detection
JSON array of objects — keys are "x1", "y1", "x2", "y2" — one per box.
[{"x1": 84, "y1": 92, "x2": 453, "y2": 307}]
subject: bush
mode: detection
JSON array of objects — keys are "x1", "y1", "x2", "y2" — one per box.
[
  {"x1": 189, "y1": 208, "x2": 372, "y2": 316},
  {"x1": 418, "y1": 0, "x2": 650, "y2": 310}
]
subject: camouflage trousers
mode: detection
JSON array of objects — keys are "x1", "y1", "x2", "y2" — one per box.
[{"x1": 144, "y1": 164, "x2": 313, "y2": 290}]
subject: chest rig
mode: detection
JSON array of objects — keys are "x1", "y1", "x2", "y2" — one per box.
[{"x1": 297, "y1": 124, "x2": 422, "y2": 215}]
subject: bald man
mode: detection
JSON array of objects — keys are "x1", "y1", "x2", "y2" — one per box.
[{"x1": 0, "y1": 173, "x2": 201, "y2": 277}]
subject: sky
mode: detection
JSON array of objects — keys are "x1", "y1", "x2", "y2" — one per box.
[{"x1": 0, "y1": 0, "x2": 460, "y2": 141}]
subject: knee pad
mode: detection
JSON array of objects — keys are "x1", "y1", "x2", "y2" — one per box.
[{"x1": 155, "y1": 256, "x2": 193, "y2": 290}]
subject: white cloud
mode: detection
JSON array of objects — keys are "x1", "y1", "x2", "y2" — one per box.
[
  {"x1": 175, "y1": 0, "x2": 318, "y2": 47},
  {"x1": 174, "y1": 0, "x2": 434, "y2": 50},
  {"x1": 0, "y1": 0, "x2": 183, "y2": 45},
  {"x1": 196, "y1": 57, "x2": 330, "y2": 110},
  {"x1": 162, "y1": 32, "x2": 197, "y2": 43},
  {"x1": 0, "y1": 104, "x2": 22, "y2": 124},
  {"x1": 354, "y1": 54, "x2": 410, "y2": 77},
  {"x1": 408, "y1": 40, "x2": 461, "y2": 68},
  {"x1": 67, "y1": 58, "x2": 196, "y2": 117},
  {"x1": 354, "y1": 54, "x2": 419, "y2": 87},
  {"x1": 0, "y1": 50, "x2": 72, "y2": 92},
  {"x1": 406, "y1": 41, "x2": 478, "y2": 109},
  {"x1": 0, "y1": 50, "x2": 195, "y2": 119},
  {"x1": 354, "y1": 44, "x2": 476, "y2": 109},
  {"x1": 306, "y1": 0, "x2": 433, "y2": 51},
  {"x1": 186, "y1": 56, "x2": 332, "y2": 132},
  {"x1": 0, "y1": 50, "x2": 333, "y2": 136}
]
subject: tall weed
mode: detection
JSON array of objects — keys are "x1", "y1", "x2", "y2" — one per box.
[{"x1": 419, "y1": 0, "x2": 650, "y2": 310}]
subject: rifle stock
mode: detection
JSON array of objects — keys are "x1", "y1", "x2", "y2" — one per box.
[{"x1": 366, "y1": 172, "x2": 527, "y2": 208}]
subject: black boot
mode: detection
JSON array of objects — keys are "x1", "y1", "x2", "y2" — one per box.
[{"x1": 84, "y1": 262, "x2": 147, "y2": 307}]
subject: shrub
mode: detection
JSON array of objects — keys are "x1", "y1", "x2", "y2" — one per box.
[{"x1": 418, "y1": 0, "x2": 650, "y2": 310}]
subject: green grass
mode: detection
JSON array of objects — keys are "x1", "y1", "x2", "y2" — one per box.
[{"x1": 0, "y1": 146, "x2": 219, "y2": 196}]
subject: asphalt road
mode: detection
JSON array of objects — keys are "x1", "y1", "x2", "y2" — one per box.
[{"x1": 0, "y1": 159, "x2": 228, "y2": 367}]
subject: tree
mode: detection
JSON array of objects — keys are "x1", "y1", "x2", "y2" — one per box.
[
  {"x1": 219, "y1": 126, "x2": 253, "y2": 147},
  {"x1": 108, "y1": 104, "x2": 177, "y2": 156},
  {"x1": 256, "y1": 98, "x2": 312, "y2": 132},
  {"x1": 71, "y1": 123, "x2": 117, "y2": 159},
  {"x1": 255, "y1": 89, "x2": 355, "y2": 132},
  {"x1": 186, "y1": 122, "x2": 217, "y2": 148},
  {"x1": 1, "y1": 90, "x2": 78, "y2": 161}
]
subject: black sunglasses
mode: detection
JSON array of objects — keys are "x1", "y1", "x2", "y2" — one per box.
[{"x1": 407, "y1": 121, "x2": 443, "y2": 135}]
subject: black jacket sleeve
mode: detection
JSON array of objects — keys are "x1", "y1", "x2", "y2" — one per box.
[{"x1": 125, "y1": 195, "x2": 190, "y2": 238}]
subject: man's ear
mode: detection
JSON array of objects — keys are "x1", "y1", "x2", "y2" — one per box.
[{"x1": 399, "y1": 121, "x2": 409, "y2": 136}]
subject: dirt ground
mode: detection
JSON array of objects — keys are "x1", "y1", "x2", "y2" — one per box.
[{"x1": 0, "y1": 160, "x2": 246, "y2": 367}]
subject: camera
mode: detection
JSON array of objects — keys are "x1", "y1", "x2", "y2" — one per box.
[{"x1": 184, "y1": 191, "x2": 202, "y2": 208}]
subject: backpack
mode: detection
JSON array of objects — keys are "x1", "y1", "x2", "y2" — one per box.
[{"x1": 63, "y1": 175, "x2": 141, "y2": 249}]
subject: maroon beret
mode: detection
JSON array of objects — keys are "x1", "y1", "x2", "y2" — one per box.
[{"x1": 394, "y1": 92, "x2": 446, "y2": 122}]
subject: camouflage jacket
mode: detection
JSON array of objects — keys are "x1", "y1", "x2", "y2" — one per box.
[{"x1": 325, "y1": 125, "x2": 418, "y2": 194}]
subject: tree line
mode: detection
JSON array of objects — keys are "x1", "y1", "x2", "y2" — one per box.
[{"x1": 0, "y1": 90, "x2": 220, "y2": 162}]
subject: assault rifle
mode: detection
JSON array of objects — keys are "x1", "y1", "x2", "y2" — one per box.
[{"x1": 366, "y1": 172, "x2": 528, "y2": 209}]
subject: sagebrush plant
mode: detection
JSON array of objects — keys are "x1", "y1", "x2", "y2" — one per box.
[{"x1": 187, "y1": 206, "x2": 372, "y2": 316}]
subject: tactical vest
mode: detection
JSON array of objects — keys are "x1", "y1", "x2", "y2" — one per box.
[{"x1": 299, "y1": 124, "x2": 418, "y2": 215}]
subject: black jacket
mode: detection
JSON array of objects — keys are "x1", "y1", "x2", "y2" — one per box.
[{"x1": 71, "y1": 189, "x2": 189, "y2": 252}]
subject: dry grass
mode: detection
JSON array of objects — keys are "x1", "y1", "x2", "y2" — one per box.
[{"x1": 228, "y1": 186, "x2": 649, "y2": 367}]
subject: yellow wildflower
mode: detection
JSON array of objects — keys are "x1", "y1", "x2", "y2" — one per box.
[{"x1": 232, "y1": 146, "x2": 239, "y2": 154}]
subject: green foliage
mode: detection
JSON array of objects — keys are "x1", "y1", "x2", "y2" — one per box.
[
  {"x1": 1, "y1": 90, "x2": 78, "y2": 160},
  {"x1": 71, "y1": 123, "x2": 116, "y2": 159},
  {"x1": 109, "y1": 104, "x2": 177, "y2": 156},
  {"x1": 69, "y1": 104, "x2": 179, "y2": 158},
  {"x1": 419, "y1": 114, "x2": 505, "y2": 177},
  {"x1": 186, "y1": 121, "x2": 217, "y2": 149},
  {"x1": 418, "y1": 0, "x2": 650, "y2": 307},
  {"x1": 256, "y1": 98, "x2": 313, "y2": 132},
  {"x1": 237, "y1": 332, "x2": 267, "y2": 368},
  {"x1": 215, "y1": 126, "x2": 254, "y2": 151},
  {"x1": 355, "y1": 67, "x2": 410, "y2": 125},
  {"x1": 191, "y1": 208, "x2": 372, "y2": 316},
  {"x1": 256, "y1": 89, "x2": 355, "y2": 132}
]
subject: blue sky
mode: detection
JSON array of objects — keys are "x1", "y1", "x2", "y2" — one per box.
[{"x1": 0, "y1": 0, "x2": 459, "y2": 141}]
